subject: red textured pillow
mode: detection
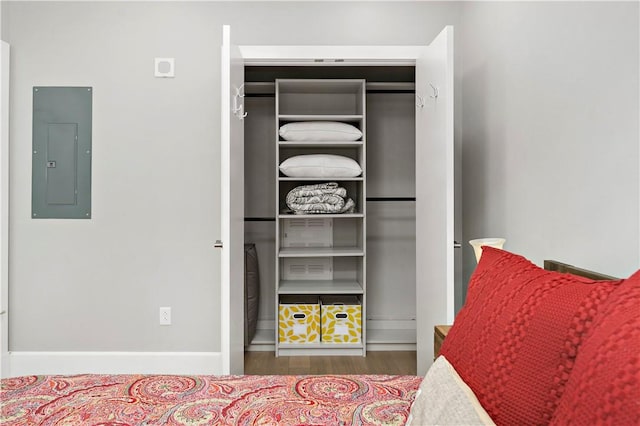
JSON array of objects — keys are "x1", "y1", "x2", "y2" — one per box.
[
  {"x1": 550, "y1": 269, "x2": 640, "y2": 425},
  {"x1": 440, "y1": 247, "x2": 624, "y2": 425}
]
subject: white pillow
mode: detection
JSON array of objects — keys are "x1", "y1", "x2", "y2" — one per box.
[
  {"x1": 407, "y1": 356, "x2": 495, "y2": 426},
  {"x1": 279, "y1": 154, "x2": 362, "y2": 178},
  {"x1": 279, "y1": 121, "x2": 362, "y2": 141}
]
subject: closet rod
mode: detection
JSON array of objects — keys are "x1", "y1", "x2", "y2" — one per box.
[
  {"x1": 245, "y1": 217, "x2": 276, "y2": 222},
  {"x1": 366, "y1": 197, "x2": 416, "y2": 202},
  {"x1": 244, "y1": 82, "x2": 415, "y2": 97},
  {"x1": 366, "y1": 90, "x2": 415, "y2": 94}
]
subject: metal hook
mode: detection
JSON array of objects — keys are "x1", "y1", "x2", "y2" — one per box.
[
  {"x1": 429, "y1": 83, "x2": 439, "y2": 99},
  {"x1": 234, "y1": 84, "x2": 245, "y2": 99},
  {"x1": 232, "y1": 84, "x2": 248, "y2": 119},
  {"x1": 416, "y1": 95, "x2": 425, "y2": 108},
  {"x1": 234, "y1": 104, "x2": 247, "y2": 119}
]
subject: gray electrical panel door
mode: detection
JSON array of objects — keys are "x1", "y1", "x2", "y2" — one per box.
[{"x1": 32, "y1": 87, "x2": 92, "y2": 219}]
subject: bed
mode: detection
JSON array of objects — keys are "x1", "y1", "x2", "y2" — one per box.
[
  {"x1": 1, "y1": 374, "x2": 420, "y2": 425},
  {"x1": 2, "y1": 255, "x2": 638, "y2": 426}
]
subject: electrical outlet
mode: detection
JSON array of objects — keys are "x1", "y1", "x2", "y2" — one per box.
[{"x1": 159, "y1": 307, "x2": 171, "y2": 325}]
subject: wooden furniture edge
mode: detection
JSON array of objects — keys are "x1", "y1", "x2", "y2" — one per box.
[
  {"x1": 543, "y1": 260, "x2": 618, "y2": 281},
  {"x1": 433, "y1": 325, "x2": 452, "y2": 360}
]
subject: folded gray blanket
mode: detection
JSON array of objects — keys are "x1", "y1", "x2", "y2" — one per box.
[
  {"x1": 286, "y1": 182, "x2": 356, "y2": 214},
  {"x1": 286, "y1": 182, "x2": 346, "y2": 199}
]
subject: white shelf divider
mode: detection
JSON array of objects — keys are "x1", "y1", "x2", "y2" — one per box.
[
  {"x1": 278, "y1": 176, "x2": 364, "y2": 182},
  {"x1": 278, "y1": 114, "x2": 363, "y2": 122},
  {"x1": 278, "y1": 279, "x2": 363, "y2": 294},
  {"x1": 278, "y1": 247, "x2": 364, "y2": 258},
  {"x1": 278, "y1": 141, "x2": 363, "y2": 148},
  {"x1": 278, "y1": 213, "x2": 364, "y2": 219}
]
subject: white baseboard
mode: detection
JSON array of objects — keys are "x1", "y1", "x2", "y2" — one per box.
[
  {"x1": 8, "y1": 351, "x2": 224, "y2": 377},
  {"x1": 245, "y1": 344, "x2": 276, "y2": 352},
  {"x1": 367, "y1": 343, "x2": 416, "y2": 351},
  {"x1": 366, "y1": 319, "x2": 416, "y2": 330}
]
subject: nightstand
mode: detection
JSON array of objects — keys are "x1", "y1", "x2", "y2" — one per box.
[{"x1": 434, "y1": 325, "x2": 452, "y2": 360}]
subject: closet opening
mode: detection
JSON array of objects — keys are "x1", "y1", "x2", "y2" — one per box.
[{"x1": 242, "y1": 65, "x2": 418, "y2": 357}]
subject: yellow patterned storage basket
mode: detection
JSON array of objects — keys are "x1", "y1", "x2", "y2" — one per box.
[
  {"x1": 320, "y1": 295, "x2": 362, "y2": 343},
  {"x1": 278, "y1": 295, "x2": 320, "y2": 343}
]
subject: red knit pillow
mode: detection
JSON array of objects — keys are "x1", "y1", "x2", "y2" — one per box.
[
  {"x1": 440, "y1": 247, "x2": 624, "y2": 425},
  {"x1": 550, "y1": 269, "x2": 640, "y2": 425}
]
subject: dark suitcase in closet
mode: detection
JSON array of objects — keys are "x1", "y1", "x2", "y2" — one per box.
[{"x1": 244, "y1": 243, "x2": 260, "y2": 346}]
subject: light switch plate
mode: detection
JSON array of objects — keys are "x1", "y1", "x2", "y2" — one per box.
[{"x1": 154, "y1": 58, "x2": 175, "y2": 78}]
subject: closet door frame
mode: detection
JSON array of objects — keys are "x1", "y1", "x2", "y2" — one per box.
[
  {"x1": 221, "y1": 26, "x2": 245, "y2": 375},
  {"x1": 0, "y1": 41, "x2": 9, "y2": 378},
  {"x1": 222, "y1": 26, "x2": 455, "y2": 375}
]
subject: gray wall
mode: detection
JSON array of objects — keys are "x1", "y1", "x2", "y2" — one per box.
[
  {"x1": 8, "y1": 2, "x2": 223, "y2": 352},
  {"x1": 0, "y1": 1, "x2": 6, "y2": 41},
  {"x1": 5, "y1": 1, "x2": 463, "y2": 351},
  {"x1": 460, "y1": 1, "x2": 639, "y2": 293}
]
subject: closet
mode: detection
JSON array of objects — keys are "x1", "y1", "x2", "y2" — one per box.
[
  {"x1": 244, "y1": 69, "x2": 417, "y2": 357},
  {"x1": 220, "y1": 25, "x2": 455, "y2": 374}
]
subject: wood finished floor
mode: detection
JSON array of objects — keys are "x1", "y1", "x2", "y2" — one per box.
[{"x1": 244, "y1": 351, "x2": 417, "y2": 376}]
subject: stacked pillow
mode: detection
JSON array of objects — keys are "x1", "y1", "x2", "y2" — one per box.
[
  {"x1": 279, "y1": 154, "x2": 362, "y2": 178},
  {"x1": 407, "y1": 356, "x2": 495, "y2": 425},
  {"x1": 550, "y1": 269, "x2": 640, "y2": 425},
  {"x1": 439, "y1": 247, "x2": 634, "y2": 425},
  {"x1": 279, "y1": 121, "x2": 362, "y2": 141}
]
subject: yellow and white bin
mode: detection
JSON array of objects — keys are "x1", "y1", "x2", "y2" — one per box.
[
  {"x1": 320, "y1": 295, "x2": 362, "y2": 343},
  {"x1": 278, "y1": 295, "x2": 320, "y2": 343}
]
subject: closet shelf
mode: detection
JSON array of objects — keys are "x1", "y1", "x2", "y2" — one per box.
[
  {"x1": 278, "y1": 114, "x2": 363, "y2": 122},
  {"x1": 278, "y1": 279, "x2": 363, "y2": 294},
  {"x1": 278, "y1": 213, "x2": 364, "y2": 219},
  {"x1": 278, "y1": 79, "x2": 365, "y2": 94},
  {"x1": 278, "y1": 342, "x2": 364, "y2": 350},
  {"x1": 279, "y1": 176, "x2": 364, "y2": 181},
  {"x1": 278, "y1": 141, "x2": 363, "y2": 148},
  {"x1": 278, "y1": 247, "x2": 364, "y2": 258}
]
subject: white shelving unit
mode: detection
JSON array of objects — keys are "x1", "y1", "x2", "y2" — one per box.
[{"x1": 275, "y1": 79, "x2": 367, "y2": 357}]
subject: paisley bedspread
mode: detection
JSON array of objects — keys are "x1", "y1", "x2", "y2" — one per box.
[{"x1": 1, "y1": 374, "x2": 421, "y2": 425}]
